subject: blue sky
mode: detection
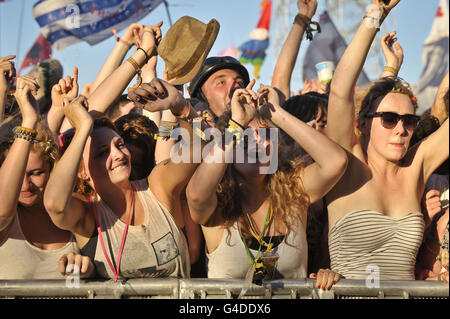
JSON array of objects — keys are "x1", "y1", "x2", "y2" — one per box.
[{"x1": 0, "y1": 0, "x2": 443, "y2": 93}]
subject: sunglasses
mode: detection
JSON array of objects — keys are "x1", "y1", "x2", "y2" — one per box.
[{"x1": 365, "y1": 112, "x2": 420, "y2": 131}]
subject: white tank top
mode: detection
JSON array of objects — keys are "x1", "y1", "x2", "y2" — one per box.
[
  {"x1": 0, "y1": 213, "x2": 78, "y2": 279},
  {"x1": 206, "y1": 221, "x2": 308, "y2": 279},
  {"x1": 91, "y1": 179, "x2": 190, "y2": 279}
]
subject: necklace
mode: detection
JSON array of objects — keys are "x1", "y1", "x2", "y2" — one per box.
[
  {"x1": 246, "y1": 203, "x2": 274, "y2": 252},
  {"x1": 91, "y1": 186, "x2": 135, "y2": 283}
]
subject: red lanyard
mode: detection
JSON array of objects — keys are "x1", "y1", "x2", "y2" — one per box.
[{"x1": 91, "y1": 186, "x2": 135, "y2": 283}]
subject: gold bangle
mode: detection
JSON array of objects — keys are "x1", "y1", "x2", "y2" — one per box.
[{"x1": 383, "y1": 66, "x2": 398, "y2": 76}]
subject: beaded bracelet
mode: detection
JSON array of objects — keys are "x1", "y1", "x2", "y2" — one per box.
[{"x1": 13, "y1": 126, "x2": 38, "y2": 143}]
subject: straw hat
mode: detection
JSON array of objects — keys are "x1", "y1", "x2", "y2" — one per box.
[{"x1": 157, "y1": 16, "x2": 220, "y2": 85}]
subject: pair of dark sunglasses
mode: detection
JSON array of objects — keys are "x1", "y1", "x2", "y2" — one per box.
[{"x1": 366, "y1": 112, "x2": 420, "y2": 131}]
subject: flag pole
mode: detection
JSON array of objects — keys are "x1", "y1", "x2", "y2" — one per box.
[
  {"x1": 163, "y1": 1, "x2": 173, "y2": 26},
  {"x1": 16, "y1": 0, "x2": 26, "y2": 66}
]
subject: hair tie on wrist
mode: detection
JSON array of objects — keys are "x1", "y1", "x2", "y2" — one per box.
[{"x1": 137, "y1": 47, "x2": 150, "y2": 62}]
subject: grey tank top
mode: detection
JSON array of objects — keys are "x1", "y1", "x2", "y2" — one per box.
[
  {"x1": 207, "y1": 221, "x2": 307, "y2": 279},
  {"x1": 91, "y1": 179, "x2": 190, "y2": 279},
  {"x1": 0, "y1": 213, "x2": 78, "y2": 279},
  {"x1": 329, "y1": 210, "x2": 424, "y2": 280}
]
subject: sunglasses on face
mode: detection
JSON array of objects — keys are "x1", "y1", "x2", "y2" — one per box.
[{"x1": 365, "y1": 112, "x2": 420, "y2": 131}]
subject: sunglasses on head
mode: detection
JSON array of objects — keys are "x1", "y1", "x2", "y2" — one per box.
[{"x1": 365, "y1": 112, "x2": 420, "y2": 131}]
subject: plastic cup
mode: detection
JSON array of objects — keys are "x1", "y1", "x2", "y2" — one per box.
[{"x1": 315, "y1": 61, "x2": 335, "y2": 83}]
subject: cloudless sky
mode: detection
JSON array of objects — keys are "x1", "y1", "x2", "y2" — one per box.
[{"x1": 0, "y1": 0, "x2": 444, "y2": 93}]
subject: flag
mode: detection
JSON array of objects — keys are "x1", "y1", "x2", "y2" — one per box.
[
  {"x1": 238, "y1": 0, "x2": 271, "y2": 79},
  {"x1": 302, "y1": 11, "x2": 370, "y2": 87},
  {"x1": 218, "y1": 45, "x2": 239, "y2": 59},
  {"x1": 32, "y1": 0, "x2": 164, "y2": 51},
  {"x1": 18, "y1": 33, "x2": 52, "y2": 76},
  {"x1": 413, "y1": 0, "x2": 449, "y2": 113}
]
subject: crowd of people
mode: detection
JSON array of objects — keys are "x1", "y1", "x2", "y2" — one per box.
[{"x1": 0, "y1": 0, "x2": 448, "y2": 292}]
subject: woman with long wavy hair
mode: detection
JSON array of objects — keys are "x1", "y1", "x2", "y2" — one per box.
[{"x1": 186, "y1": 83, "x2": 348, "y2": 290}]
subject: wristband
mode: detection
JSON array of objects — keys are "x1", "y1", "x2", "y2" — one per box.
[{"x1": 383, "y1": 66, "x2": 398, "y2": 76}]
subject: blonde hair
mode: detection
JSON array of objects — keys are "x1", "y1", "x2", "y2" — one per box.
[{"x1": 218, "y1": 127, "x2": 310, "y2": 245}]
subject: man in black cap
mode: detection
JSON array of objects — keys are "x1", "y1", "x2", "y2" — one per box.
[{"x1": 188, "y1": 56, "x2": 250, "y2": 125}]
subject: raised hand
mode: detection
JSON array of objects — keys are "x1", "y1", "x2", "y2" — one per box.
[
  {"x1": 62, "y1": 95, "x2": 93, "y2": 132},
  {"x1": 381, "y1": 32, "x2": 404, "y2": 71},
  {"x1": 0, "y1": 55, "x2": 16, "y2": 94},
  {"x1": 370, "y1": 0, "x2": 401, "y2": 20},
  {"x1": 297, "y1": 0, "x2": 318, "y2": 19},
  {"x1": 13, "y1": 75, "x2": 40, "y2": 127},
  {"x1": 256, "y1": 84, "x2": 281, "y2": 121},
  {"x1": 139, "y1": 21, "x2": 163, "y2": 57},
  {"x1": 230, "y1": 80, "x2": 258, "y2": 128},
  {"x1": 127, "y1": 78, "x2": 186, "y2": 114},
  {"x1": 58, "y1": 253, "x2": 95, "y2": 279},
  {"x1": 121, "y1": 23, "x2": 144, "y2": 47},
  {"x1": 51, "y1": 67, "x2": 79, "y2": 107}
]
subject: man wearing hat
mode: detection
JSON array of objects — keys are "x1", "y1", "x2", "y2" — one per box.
[{"x1": 188, "y1": 56, "x2": 250, "y2": 125}]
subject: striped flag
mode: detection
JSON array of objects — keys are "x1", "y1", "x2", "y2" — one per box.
[{"x1": 32, "y1": 0, "x2": 164, "y2": 51}]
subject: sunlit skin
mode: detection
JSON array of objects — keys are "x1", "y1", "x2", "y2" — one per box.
[
  {"x1": 201, "y1": 69, "x2": 246, "y2": 118},
  {"x1": 361, "y1": 93, "x2": 416, "y2": 163},
  {"x1": 233, "y1": 119, "x2": 273, "y2": 181},
  {"x1": 81, "y1": 127, "x2": 132, "y2": 191},
  {"x1": 19, "y1": 150, "x2": 50, "y2": 208}
]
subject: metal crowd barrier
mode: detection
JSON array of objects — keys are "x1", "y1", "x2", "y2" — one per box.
[{"x1": 0, "y1": 278, "x2": 447, "y2": 299}]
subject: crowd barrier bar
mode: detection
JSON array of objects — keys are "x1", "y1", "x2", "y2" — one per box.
[{"x1": 0, "y1": 279, "x2": 447, "y2": 299}]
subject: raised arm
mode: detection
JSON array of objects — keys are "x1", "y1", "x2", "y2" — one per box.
[
  {"x1": 46, "y1": 67, "x2": 79, "y2": 135},
  {"x1": 0, "y1": 76, "x2": 39, "y2": 234},
  {"x1": 328, "y1": 0, "x2": 400, "y2": 151},
  {"x1": 87, "y1": 23, "x2": 162, "y2": 116},
  {"x1": 43, "y1": 96, "x2": 93, "y2": 232},
  {"x1": 430, "y1": 71, "x2": 449, "y2": 125},
  {"x1": 271, "y1": 0, "x2": 317, "y2": 103},
  {"x1": 379, "y1": 31, "x2": 404, "y2": 78},
  {"x1": 186, "y1": 81, "x2": 258, "y2": 225},
  {"x1": 0, "y1": 55, "x2": 16, "y2": 122},
  {"x1": 259, "y1": 85, "x2": 347, "y2": 204},
  {"x1": 89, "y1": 23, "x2": 144, "y2": 93}
]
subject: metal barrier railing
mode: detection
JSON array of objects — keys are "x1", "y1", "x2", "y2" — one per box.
[{"x1": 0, "y1": 279, "x2": 448, "y2": 299}]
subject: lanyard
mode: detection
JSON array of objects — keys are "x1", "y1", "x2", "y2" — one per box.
[
  {"x1": 241, "y1": 204, "x2": 272, "y2": 265},
  {"x1": 91, "y1": 186, "x2": 135, "y2": 283}
]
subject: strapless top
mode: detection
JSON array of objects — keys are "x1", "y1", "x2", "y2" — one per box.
[{"x1": 329, "y1": 210, "x2": 424, "y2": 281}]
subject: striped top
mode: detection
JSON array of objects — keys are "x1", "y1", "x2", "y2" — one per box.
[{"x1": 329, "y1": 210, "x2": 424, "y2": 280}]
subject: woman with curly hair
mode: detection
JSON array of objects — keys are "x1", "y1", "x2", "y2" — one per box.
[
  {"x1": 0, "y1": 76, "x2": 93, "y2": 279},
  {"x1": 325, "y1": 0, "x2": 448, "y2": 281},
  {"x1": 186, "y1": 82, "x2": 348, "y2": 290}
]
